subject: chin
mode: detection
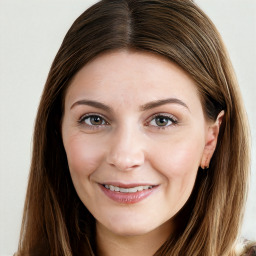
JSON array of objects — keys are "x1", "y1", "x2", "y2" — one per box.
[
  {"x1": 107, "y1": 223, "x2": 154, "y2": 237},
  {"x1": 98, "y1": 213, "x2": 163, "y2": 237}
]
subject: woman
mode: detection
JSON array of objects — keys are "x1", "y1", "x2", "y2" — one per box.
[{"x1": 16, "y1": 0, "x2": 255, "y2": 255}]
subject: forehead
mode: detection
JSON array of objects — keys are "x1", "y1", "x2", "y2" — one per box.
[{"x1": 64, "y1": 50, "x2": 202, "y2": 112}]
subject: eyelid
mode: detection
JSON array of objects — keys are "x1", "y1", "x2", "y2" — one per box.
[
  {"x1": 78, "y1": 113, "x2": 110, "y2": 129},
  {"x1": 77, "y1": 112, "x2": 178, "y2": 130},
  {"x1": 145, "y1": 113, "x2": 178, "y2": 127}
]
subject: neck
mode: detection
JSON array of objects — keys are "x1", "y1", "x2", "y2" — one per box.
[{"x1": 96, "y1": 220, "x2": 173, "y2": 256}]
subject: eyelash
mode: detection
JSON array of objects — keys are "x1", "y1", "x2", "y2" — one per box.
[
  {"x1": 78, "y1": 113, "x2": 178, "y2": 130},
  {"x1": 78, "y1": 113, "x2": 110, "y2": 130},
  {"x1": 146, "y1": 113, "x2": 178, "y2": 130}
]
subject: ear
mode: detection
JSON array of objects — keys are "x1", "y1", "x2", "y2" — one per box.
[{"x1": 200, "y1": 110, "x2": 225, "y2": 169}]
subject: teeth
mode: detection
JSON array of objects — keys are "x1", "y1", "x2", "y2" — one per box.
[{"x1": 104, "y1": 184, "x2": 153, "y2": 193}]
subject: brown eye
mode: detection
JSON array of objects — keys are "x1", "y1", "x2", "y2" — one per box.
[
  {"x1": 83, "y1": 115, "x2": 107, "y2": 126},
  {"x1": 149, "y1": 114, "x2": 177, "y2": 128},
  {"x1": 155, "y1": 116, "x2": 170, "y2": 126}
]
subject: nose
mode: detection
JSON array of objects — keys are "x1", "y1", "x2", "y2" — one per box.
[{"x1": 106, "y1": 125, "x2": 145, "y2": 171}]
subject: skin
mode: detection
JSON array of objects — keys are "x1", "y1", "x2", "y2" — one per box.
[{"x1": 62, "y1": 50, "x2": 223, "y2": 256}]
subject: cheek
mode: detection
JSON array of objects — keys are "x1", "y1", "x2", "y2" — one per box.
[
  {"x1": 150, "y1": 132, "x2": 204, "y2": 179},
  {"x1": 64, "y1": 136, "x2": 104, "y2": 177},
  {"x1": 149, "y1": 133, "x2": 204, "y2": 213}
]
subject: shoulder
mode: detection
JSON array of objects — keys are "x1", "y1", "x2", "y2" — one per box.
[{"x1": 235, "y1": 239, "x2": 256, "y2": 256}]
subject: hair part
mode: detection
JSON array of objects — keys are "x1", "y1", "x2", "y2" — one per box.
[{"x1": 17, "y1": 0, "x2": 250, "y2": 255}]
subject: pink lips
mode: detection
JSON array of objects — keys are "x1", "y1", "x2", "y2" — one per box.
[{"x1": 99, "y1": 183, "x2": 158, "y2": 204}]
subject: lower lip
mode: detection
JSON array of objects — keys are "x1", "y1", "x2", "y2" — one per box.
[{"x1": 99, "y1": 185, "x2": 158, "y2": 204}]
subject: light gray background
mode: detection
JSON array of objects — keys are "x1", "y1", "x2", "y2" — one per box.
[{"x1": 0, "y1": 1, "x2": 255, "y2": 255}]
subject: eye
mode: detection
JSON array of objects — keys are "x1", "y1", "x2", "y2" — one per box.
[
  {"x1": 79, "y1": 114, "x2": 108, "y2": 127},
  {"x1": 148, "y1": 114, "x2": 177, "y2": 128}
]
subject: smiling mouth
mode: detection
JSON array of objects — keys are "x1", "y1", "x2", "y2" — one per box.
[
  {"x1": 100, "y1": 184, "x2": 158, "y2": 204},
  {"x1": 103, "y1": 184, "x2": 154, "y2": 193}
]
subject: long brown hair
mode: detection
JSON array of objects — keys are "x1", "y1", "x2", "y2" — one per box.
[{"x1": 17, "y1": 0, "x2": 250, "y2": 255}]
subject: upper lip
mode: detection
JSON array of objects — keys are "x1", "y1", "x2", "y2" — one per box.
[{"x1": 100, "y1": 182, "x2": 158, "y2": 188}]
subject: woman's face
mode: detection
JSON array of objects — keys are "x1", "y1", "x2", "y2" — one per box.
[{"x1": 62, "y1": 50, "x2": 217, "y2": 237}]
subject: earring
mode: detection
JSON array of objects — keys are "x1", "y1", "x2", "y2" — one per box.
[
  {"x1": 200, "y1": 164, "x2": 209, "y2": 170},
  {"x1": 200, "y1": 154, "x2": 210, "y2": 170}
]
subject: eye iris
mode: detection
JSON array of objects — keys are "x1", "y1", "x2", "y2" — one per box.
[
  {"x1": 155, "y1": 116, "x2": 169, "y2": 126},
  {"x1": 90, "y1": 116, "x2": 103, "y2": 125}
]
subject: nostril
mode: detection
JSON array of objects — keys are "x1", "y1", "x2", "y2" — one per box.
[{"x1": 106, "y1": 152, "x2": 145, "y2": 171}]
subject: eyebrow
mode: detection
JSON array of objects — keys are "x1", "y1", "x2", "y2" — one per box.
[
  {"x1": 71, "y1": 100, "x2": 112, "y2": 112},
  {"x1": 140, "y1": 98, "x2": 189, "y2": 111},
  {"x1": 70, "y1": 98, "x2": 189, "y2": 112}
]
